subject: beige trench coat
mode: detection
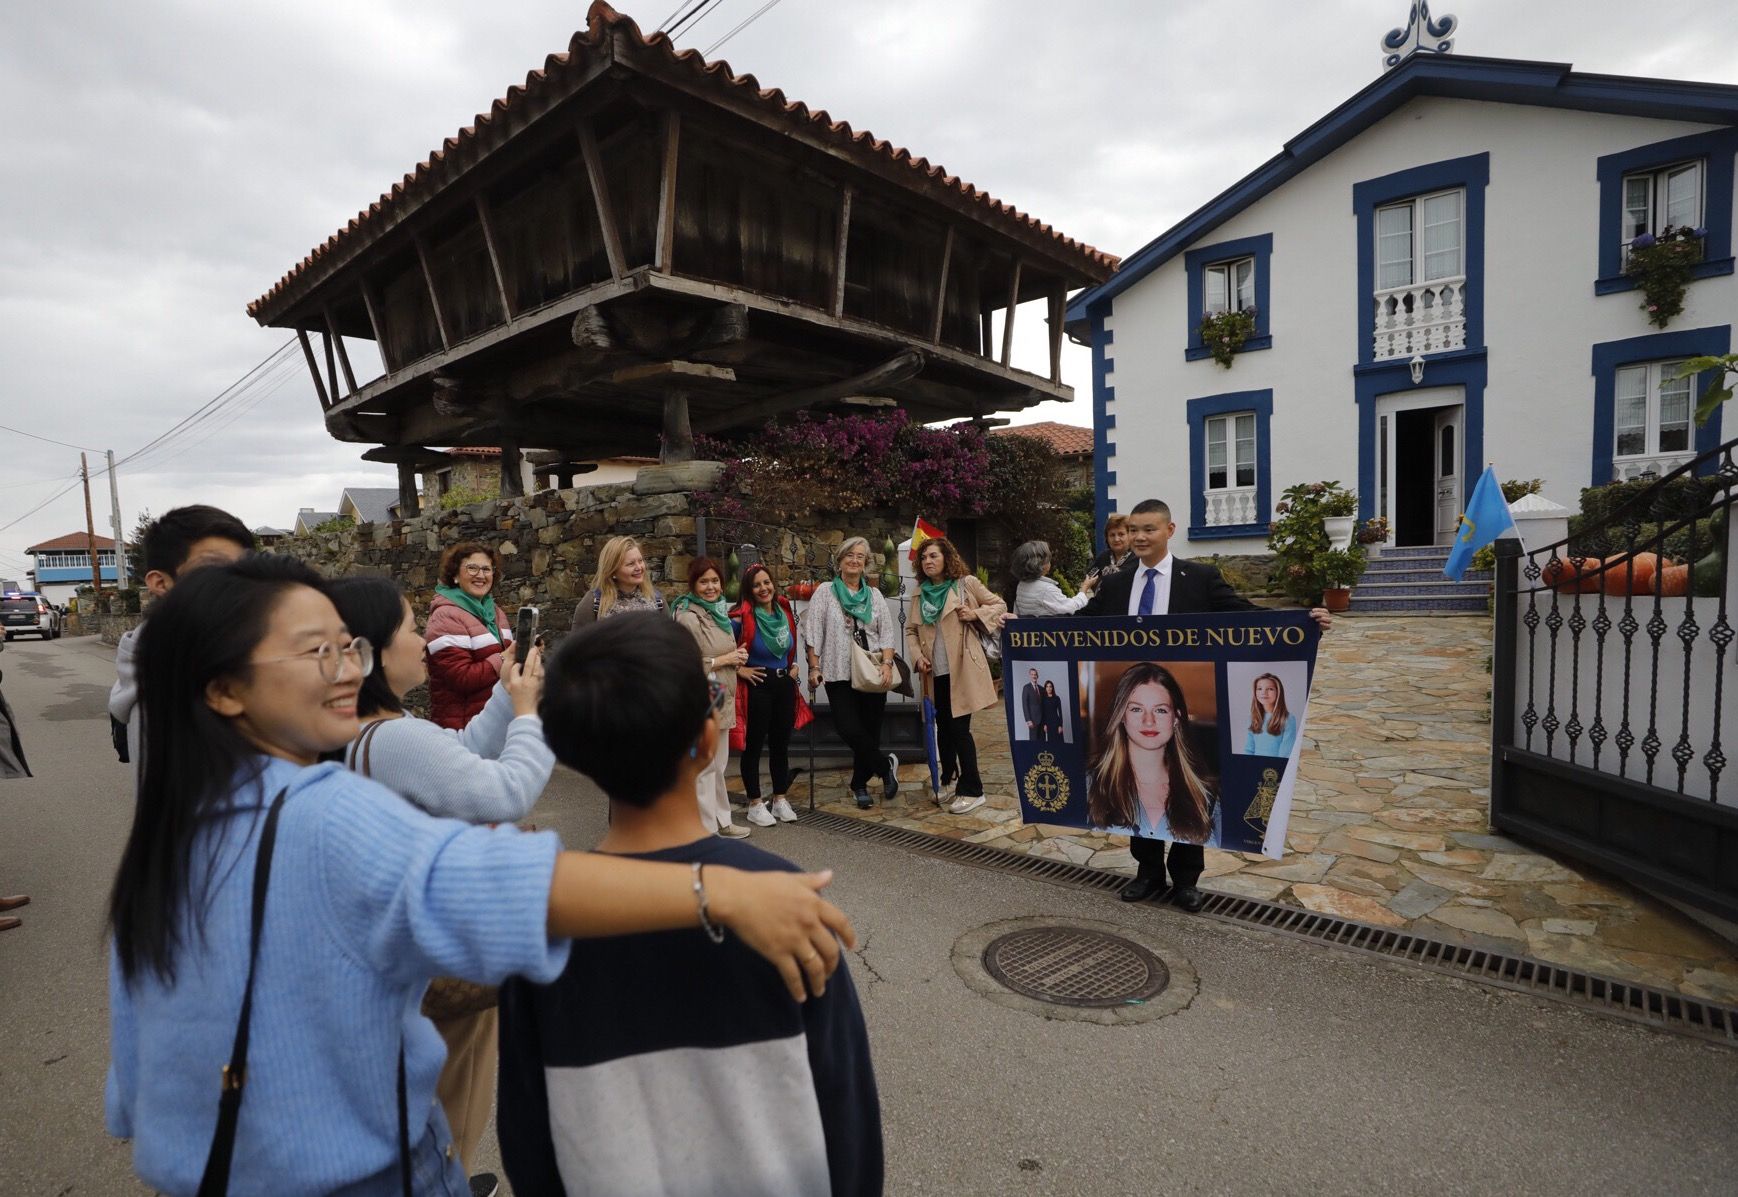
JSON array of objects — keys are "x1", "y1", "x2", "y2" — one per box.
[
  {"x1": 905, "y1": 574, "x2": 1006, "y2": 718},
  {"x1": 674, "y1": 606, "x2": 739, "y2": 731}
]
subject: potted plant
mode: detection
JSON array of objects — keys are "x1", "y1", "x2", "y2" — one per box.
[
  {"x1": 1318, "y1": 484, "x2": 1358, "y2": 549},
  {"x1": 1314, "y1": 545, "x2": 1367, "y2": 613},
  {"x1": 1355, "y1": 515, "x2": 1391, "y2": 556},
  {"x1": 1624, "y1": 225, "x2": 1705, "y2": 328},
  {"x1": 1198, "y1": 307, "x2": 1259, "y2": 369}
]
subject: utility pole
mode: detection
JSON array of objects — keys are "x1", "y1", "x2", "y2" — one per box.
[
  {"x1": 80, "y1": 453, "x2": 104, "y2": 595},
  {"x1": 105, "y1": 449, "x2": 129, "y2": 588}
]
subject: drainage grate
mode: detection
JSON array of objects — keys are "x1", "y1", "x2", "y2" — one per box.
[
  {"x1": 981, "y1": 926, "x2": 1170, "y2": 1008},
  {"x1": 801, "y1": 809, "x2": 1738, "y2": 1046}
]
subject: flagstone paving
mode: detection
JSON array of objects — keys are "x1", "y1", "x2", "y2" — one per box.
[{"x1": 737, "y1": 616, "x2": 1738, "y2": 1001}]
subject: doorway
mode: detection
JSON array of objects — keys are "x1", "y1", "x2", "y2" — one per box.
[{"x1": 1376, "y1": 388, "x2": 1463, "y2": 548}]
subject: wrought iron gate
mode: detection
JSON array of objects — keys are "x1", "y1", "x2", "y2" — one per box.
[{"x1": 1490, "y1": 438, "x2": 1738, "y2": 921}]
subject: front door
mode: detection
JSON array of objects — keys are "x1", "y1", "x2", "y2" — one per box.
[{"x1": 1432, "y1": 406, "x2": 1462, "y2": 544}]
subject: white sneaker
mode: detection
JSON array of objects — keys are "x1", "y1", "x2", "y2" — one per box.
[
  {"x1": 717, "y1": 822, "x2": 751, "y2": 838},
  {"x1": 746, "y1": 801, "x2": 777, "y2": 827},
  {"x1": 770, "y1": 797, "x2": 798, "y2": 823},
  {"x1": 948, "y1": 794, "x2": 987, "y2": 815}
]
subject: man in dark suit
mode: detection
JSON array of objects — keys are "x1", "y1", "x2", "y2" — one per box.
[
  {"x1": 1082, "y1": 498, "x2": 1331, "y2": 911},
  {"x1": 1020, "y1": 667, "x2": 1044, "y2": 739}
]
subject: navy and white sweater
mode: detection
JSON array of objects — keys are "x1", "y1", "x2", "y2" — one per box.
[{"x1": 497, "y1": 835, "x2": 883, "y2": 1197}]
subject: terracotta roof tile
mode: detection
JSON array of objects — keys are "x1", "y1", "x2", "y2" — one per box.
[
  {"x1": 25, "y1": 532, "x2": 118, "y2": 553},
  {"x1": 248, "y1": 2, "x2": 1115, "y2": 320},
  {"x1": 992, "y1": 421, "x2": 1094, "y2": 458}
]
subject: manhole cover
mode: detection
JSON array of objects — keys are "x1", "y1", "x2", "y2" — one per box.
[
  {"x1": 952, "y1": 917, "x2": 1197, "y2": 1025},
  {"x1": 982, "y1": 926, "x2": 1169, "y2": 1008}
]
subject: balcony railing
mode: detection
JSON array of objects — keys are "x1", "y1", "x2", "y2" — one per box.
[
  {"x1": 1203, "y1": 486, "x2": 1260, "y2": 528},
  {"x1": 1612, "y1": 452, "x2": 1697, "y2": 482},
  {"x1": 1372, "y1": 276, "x2": 1466, "y2": 360}
]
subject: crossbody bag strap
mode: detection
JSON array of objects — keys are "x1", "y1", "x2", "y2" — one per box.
[
  {"x1": 196, "y1": 787, "x2": 289, "y2": 1197},
  {"x1": 346, "y1": 719, "x2": 385, "y2": 778}
]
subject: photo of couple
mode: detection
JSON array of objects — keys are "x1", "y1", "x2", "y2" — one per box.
[{"x1": 1015, "y1": 664, "x2": 1073, "y2": 744}]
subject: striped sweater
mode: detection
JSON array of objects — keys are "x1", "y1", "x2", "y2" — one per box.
[
  {"x1": 498, "y1": 835, "x2": 883, "y2": 1196},
  {"x1": 424, "y1": 594, "x2": 513, "y2": 729}
]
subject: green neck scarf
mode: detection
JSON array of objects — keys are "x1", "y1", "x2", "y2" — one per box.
[
  {"x1": 832, "y1": 575, "x2": 874, "y2": 624},
  {"x1": 753, "y1": 601, "x2": 791, "y2": 657},
  {"x1": 672, "y1": 592, "x2": 733, "y2": 635},
  {"x1": 435, "y1": 584, "x2": 499, "y2": 642},
  {"x1": 919, "y1": 577, "x2": 955, "y2": 625}
]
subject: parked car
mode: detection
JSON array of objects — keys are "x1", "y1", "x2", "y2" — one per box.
[{"x1": 1, "y1": 592, "x2": 62, "y2": 640}]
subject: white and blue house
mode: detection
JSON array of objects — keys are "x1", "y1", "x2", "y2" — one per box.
[
  {"x1": 1065, "y1": 22, "x2": 1734, "y2": 611},
  {"x1": 24, "y1": 532, "x2": 122, "y2": 605}
]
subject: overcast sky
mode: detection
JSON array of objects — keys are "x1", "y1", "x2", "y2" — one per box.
[{"x1": 2, "y1": 0, "x2": 1733, "y2": 577}]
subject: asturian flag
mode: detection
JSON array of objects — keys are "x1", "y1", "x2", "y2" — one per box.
[
  {"x1": 1443, "y1": 466, "x2": 1518, "y2": 581},
  {"x1": 909, "y1": 516, "x2": 945, "y2": 560}
]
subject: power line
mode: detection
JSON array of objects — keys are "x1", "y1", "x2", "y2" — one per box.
[
  {"x1": 0, "y1": 423, "x2": 101, "y2": 453},
  {"x1": 668, "y1": 0, "x2": 725, "y2": 42},
  {"x1": 656, "y1": 0, "x2": 708, "y2": 32},
  {"x1": 110, "y1": 339, "x2": 297, "y2": 473},
  {"x1": 0, "y1": 475, "x2": 85, "y2": 536},
  {"x1": 704, "y1": 0, "x2": 788, "y2": 56}
]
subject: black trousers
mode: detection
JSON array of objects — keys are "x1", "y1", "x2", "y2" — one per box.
[
  {"x1": 931, "y1": 675, "x2": 981, "y2": 797},
  {"x1": 825, "y1": 681, "x2": 888, "y2": 791},
  {"x1": 1130, "y1": 836, "x2": 1204, "y2": 889},
  {"x1": 740, "y1": 675, "x2": 796, "y2": 801}
]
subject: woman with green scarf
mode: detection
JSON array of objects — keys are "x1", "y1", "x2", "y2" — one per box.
[
  {"x1": 426, "y1": 541, "x2": 515, "y2": 729},
  {"x1": 803, "y1": 536, "x2": 898, "y2": 809},
  {"x1": 732, "y1": 562, "x2": 808, "y2": 827},
  {"x1": 906, "y1": 536, "x2": 1007, "y2": 815},
  {"x1": 671, "y1": 557, "x2": 750, "y2": 838}
]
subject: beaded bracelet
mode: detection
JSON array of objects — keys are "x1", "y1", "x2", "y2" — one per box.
[{"x1": 691, "y1": 861, "x2": 725, "y2": 944}]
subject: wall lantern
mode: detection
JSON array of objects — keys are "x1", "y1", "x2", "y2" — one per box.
[{"x1": 1409, "y1": 353, "x2": 1426, "y2": 385}]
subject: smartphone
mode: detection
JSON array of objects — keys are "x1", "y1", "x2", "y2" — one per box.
[{"x1": 513, "y1": 605, "x2": 540, "y2": 658}]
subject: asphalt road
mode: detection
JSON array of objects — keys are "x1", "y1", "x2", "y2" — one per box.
[{"x1": 2, "y1": 634, "x2": 1735, "y2": 1196}]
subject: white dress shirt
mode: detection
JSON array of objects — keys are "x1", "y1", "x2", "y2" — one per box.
[{"x1": 1126, "y1": 554, "x2": 1174, "y2": 617}]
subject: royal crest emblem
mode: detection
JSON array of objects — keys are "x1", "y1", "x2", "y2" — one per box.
[
  {"x1": 1022, "y1": 751, "x2": 1071, "y2": 814},
  {"x1": 1244, "y1": 767, "x2": 1281, "y2": 831}
]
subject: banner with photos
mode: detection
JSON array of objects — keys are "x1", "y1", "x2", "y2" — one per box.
[{"x1": 1001, "y1": 612, "x2": 1321, "y2": 859}]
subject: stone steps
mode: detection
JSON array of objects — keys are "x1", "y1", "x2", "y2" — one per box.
[{"x1": 1350, "y1": 546, "x2": 1488, "y2": 614}]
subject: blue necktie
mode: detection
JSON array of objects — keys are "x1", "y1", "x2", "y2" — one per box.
[{"x1": 1138, "y1": 567, "x2": 1157, "y2": 616}]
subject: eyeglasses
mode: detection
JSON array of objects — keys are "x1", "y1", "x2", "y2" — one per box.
[
  {"x1": 252, "y1": 638, "x2": 374, "y2": 683},
  {"x1": 461, "y1": 565, "x2": 495, "y2": 576}
]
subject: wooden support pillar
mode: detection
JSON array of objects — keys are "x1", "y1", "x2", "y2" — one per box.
[
  {"x1": 930, "y1": 226, "x2": 955, "y2": 345},
  {"x1": 979, "y1": 309, "x2": 993, "y2": 357},
  {"x1": 396, "y1": 462, "x2": 421, "y2": 518},
  {"x1": 321, "y1": 329, "x2": 340, "y2": 405},
  {"x1": 413, "y1": 235, "x2": 453, "y2": 349},
  {"x1": 831, "y1": 185, "x2": 854, "y2": 318},
  {"x1": 498, "y1": 440, "x2": 525, "y2": 499},
  {"x1": 661, "y1": 390, "x2": 694, "y2": 465},
  {"x1": 359, "y1": 281, "x2": 395, "y2": 373},
  {"x1": 654, "y1": 112, "x2": 680, "y2": 272},
  {"x1": 296, "y1": 328, "x2": 331, "y2": 410},
  {"x1": 324, "y1": 308, "x2": 358, "y2": 395},
  {"x1": 578, "y1": 122, "x2": 626, "y2": 281},
  {"x1": 474, "y1": 195, "x2": 517, "y2": 320},
  {"x1": 1000, "y1": 259, "x2": 1021, "y2": 366},
  {"x1": 1049, "y1": 286, "x2": 1066, "y2": 384}
]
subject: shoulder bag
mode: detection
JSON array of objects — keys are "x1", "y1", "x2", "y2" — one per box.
[
  {"x1": 197, "y1": 788, "x2": 412, "y2": 1197},
  {"x1": 960, "y1": 579, "x2": 1003, "y2": 663},
  {"x1": 347, "y1": 721, "x2": 499, "y2": 1021}
]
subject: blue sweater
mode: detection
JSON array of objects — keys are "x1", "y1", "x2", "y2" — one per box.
[
  {"x1": 106, "y1": 755, "x2": 570, "y2": 1195},
  {"x1": 498, "y1": 835, "x2": 882, "y2": 1196},
  {"x1": 1244, "y1": 714, "x2": 1298, "y2": 759}
]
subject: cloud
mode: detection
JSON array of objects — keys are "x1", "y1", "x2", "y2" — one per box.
[{"x1": 2, "y1": 0, "x2": 1733, "y2": 562}]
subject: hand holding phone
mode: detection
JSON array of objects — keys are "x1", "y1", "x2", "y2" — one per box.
[{"x1": 514, "y1": 605, "x2": 540, "y2": 656}]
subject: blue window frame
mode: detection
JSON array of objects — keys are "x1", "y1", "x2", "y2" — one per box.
[
  {"x1": 1184, "y1": 234, "x2": 1272, "y2": 362},
  {"x1": 1589, "y1": 326, "x2": 1729, "y2": 485},
  {"x1": 1186, "y1": 390, "x2": 1273, "y2": 539},
  {"x1": 1353, "y1": 153, "x2": 1488, "y2": 367},
  {"x1": 1595, "y1": 128, "x2": 1737, "y2": 296}
]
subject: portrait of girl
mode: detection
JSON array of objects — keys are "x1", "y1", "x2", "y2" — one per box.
[
  {"x1": 1227, "y1": 662, "x2": 1307, "y2": 759},
  {"x1": 1243, "y1": 672, "x2": 1298, "y2": 758},
  {"x1": 1085, "y1": 661, "x2": 1222, "y2": 846}
]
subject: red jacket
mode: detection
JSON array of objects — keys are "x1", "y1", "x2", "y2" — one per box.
[{"x1": 425, "y1": 594, "x2": 513, "y2": 729}]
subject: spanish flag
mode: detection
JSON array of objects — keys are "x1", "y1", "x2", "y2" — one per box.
[{"x1": 909, "y1": 516, "x2": 944, "y2": 560}]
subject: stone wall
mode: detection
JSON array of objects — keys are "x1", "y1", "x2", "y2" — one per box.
[{"x1": 274, "y1": 464, "x2": 920, "y2": 626}]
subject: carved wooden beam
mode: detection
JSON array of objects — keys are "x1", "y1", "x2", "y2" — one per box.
[
  {"x1": 577, "y1": 121, "x2": 626, "y2": 280},
  {"x1": 931, "y1": 226, "x2": 955, "y2": 345},
  {"x1": 474, "y1": 195, "x2": 517, "y2": 320},
  {"x1": 359, "y1": 281, "x2": 394, "y2": 372},
  {"x1": 413, "y1": 235, "x2": 453, "y2": 349},
  {"x1": 694, "y1": 349, "x2": 924, "y2": 433},
  {"x1": 831, "y1": 185, "x2": 854, "y2": 318},
  {"x1": 1049, "y1": 285, "x2": 1065, "y2": 383},
  {"x1": 654, "y1": 112, "x2": 680, "y2": 272},
  {"x1": 297, "y1": 328, "x2": 331, "y2": 410},
  {"x1": 324, "y1": 308, "x2": 358, "y2": 395},
  {"x1": 1001, "y1": 259, "x2": 1021, "y2": 367}
]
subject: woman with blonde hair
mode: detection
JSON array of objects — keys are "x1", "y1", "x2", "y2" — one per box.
[
  {"x1": 572, "y1": 535, "x2": 665, "y2": 629},
  {"x1": 804, "y1": 536, "x2": 897, "y2": 810},
  {"x1": 905, "y1": 536, "x2": 1005, "y2": 814},
  {"x1": 1243, "y1": 672, "x2": 1298, "y2": 758},
  {"x1": 1087, "y1": 662, "x2": 1221, "y2": 847}
]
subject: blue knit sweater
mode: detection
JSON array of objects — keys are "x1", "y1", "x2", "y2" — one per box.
[{"x1": 106, "y1": 755, "x2": 570, "y2": 1195}]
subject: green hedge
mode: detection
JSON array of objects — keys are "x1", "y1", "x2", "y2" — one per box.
[{"x1": 1567, "y1": 476, "x2": 1724, "y2": 561}]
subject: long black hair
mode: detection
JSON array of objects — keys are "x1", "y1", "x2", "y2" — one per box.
[
  {"x1": 107, "y1": 553, "x2": 328, "y2": 984},
  {"x1": 325, "y1": 575, "x2": 407, "y2": 719}
]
